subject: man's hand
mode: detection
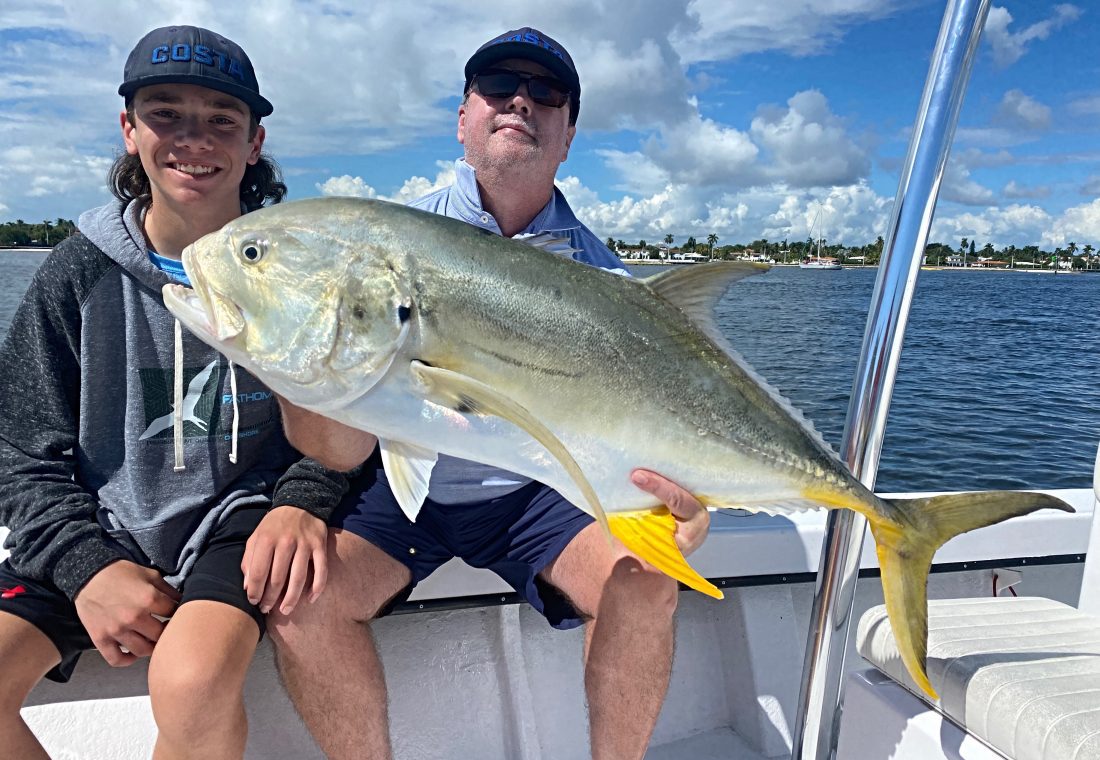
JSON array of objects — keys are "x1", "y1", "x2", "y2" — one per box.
[
  {"x1": 631, "y1": 469, "x2": 711, "y2": 556},
  {"x1": 277, "y1": 397, "x2": 377, "y2": 471},
  {"x1": 242, "y1": 506, "x2": 329, "y2": 616},
  {"x1": 73, "y1": 560, "x2": 180, "y2": 666}
]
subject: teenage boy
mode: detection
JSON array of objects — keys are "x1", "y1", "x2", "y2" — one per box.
[{"x1": 0, "y1": 25, "x2": 337, "y2": 760}]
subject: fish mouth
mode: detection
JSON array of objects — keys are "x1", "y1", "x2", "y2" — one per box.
[{"x1": 163, "y1": 254, "x2": 245, "y2": 341}]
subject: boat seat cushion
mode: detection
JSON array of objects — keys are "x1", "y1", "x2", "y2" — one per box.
[{"x1": 857, "y1": 596, "x2": 1100, "y2": 760}]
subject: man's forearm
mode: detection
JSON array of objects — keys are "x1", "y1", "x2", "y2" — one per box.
[{"x1": 277, "y1": 396, "x2": 378, "y2": 471}]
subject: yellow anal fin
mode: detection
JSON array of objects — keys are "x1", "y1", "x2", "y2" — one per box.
[{"x1": 607, "y1": 508, "x2": 724, "y2": 600}]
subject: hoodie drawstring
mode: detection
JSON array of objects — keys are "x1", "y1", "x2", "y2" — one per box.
[
  {"x1": 171, "y1": 320, "x2": 240, "y2": 471},
  {"x1": 228, "y1": 360, "x2": 240, "y2": 464},
  {"x1": 173, "y1": 320, "x2": 185, "y2": 472}
]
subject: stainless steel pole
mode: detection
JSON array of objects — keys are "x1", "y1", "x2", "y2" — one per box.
[{"x1": 790, "y1": 1, "x2": 991, "y2": 758}]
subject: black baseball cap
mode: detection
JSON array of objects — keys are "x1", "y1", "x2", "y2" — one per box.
[
  {"x1": 464, "y1": 27, "x2": 580, "y2": 123},
  {"x1": 118, "y1": 25, "x2": 273, "y2": 118}
]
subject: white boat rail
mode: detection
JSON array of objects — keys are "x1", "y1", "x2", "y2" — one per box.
[{"x1": 790, "y1": 1, "x2": 992, "y2": 758}]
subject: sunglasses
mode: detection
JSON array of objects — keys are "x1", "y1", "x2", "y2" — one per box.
[{"x1": 472, "y1": 69, "x2": 572, "y2": 109}]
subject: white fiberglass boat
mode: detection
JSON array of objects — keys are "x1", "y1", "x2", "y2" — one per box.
[{"x1": 798, "y1": 257, "x2": 842, "y2": 270}]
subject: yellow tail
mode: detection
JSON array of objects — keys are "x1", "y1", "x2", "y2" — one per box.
[
  {"x1": 606, "y1": 508, "x2": 724, "y2": 600},
  {"x1": 869, "y1": 490, "x2": 1074, "y2": 699}
]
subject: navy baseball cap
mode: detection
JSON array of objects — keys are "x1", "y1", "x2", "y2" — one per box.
[
  {"x1": 118, "y1": 25, "x2": 273, "y2": 118},
  {"x1": 464, "y1": 27, "x2": 580, "y2": 123}
]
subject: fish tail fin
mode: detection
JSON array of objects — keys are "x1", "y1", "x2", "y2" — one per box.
[
  {"x1": 869, "y1": 490, "x2": 1074, "y2": 699},
  {"x1": 607, "y1": 508, "x2": 724, "y2": 600}
]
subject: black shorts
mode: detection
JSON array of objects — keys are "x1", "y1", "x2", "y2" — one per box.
[{"x1": 0, "y1": 506, "x2": 267, "y2": 683}]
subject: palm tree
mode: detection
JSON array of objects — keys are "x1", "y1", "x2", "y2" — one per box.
[
  {"x1": 707, "y1": 233, "x2": 718, "y2": 259},
  {"x1": 605, "y1": 237, "x2": 616, "y2": 251},
  {"x1": 664, "y1": 233, "x2": 674, "y2": 260}
]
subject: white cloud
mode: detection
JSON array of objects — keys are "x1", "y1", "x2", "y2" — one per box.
[
  {"x1": 596, "y1": 150, "x2": 671, "y2": 196},
  {"x1": 316, "y1": 161, "x2": 455, "y2": 205},
  {"x1": 387, "y1": 161, "x2": 457, "y2": 205},
  {"x1": 750, "y1": 90, "x2": 869, "y2": 187},
  {"x1": 674, "y1": 0, "x2": 908, "y2": 62},
  {"x1": 1042, "y1": 198, "x2": 1100, "y2": 247},
  {"x1": 1080, "y1": 176, "x2": 1100, "y2": 196},
  {"x1": 649, "y1": 115, "x2": 760, "y2": 186},
  {"x1": 1003, "y1": 181, "x2": 1050, "y2": 200},
  {"x1": 939, "y1": 160, "x2": 995, "y2": 206},
  {"x1": 993, "y1": 90, "x2": 1051, "y2": 132},
  {"x1": 317, "y1": 176, "x2": 379, "y2": 198},
  {"x1": 954, "y1": 148, "x2": 1016, "y2": 169},
  {"x1": 596, "y1": 89, "x2": 867, "y2": 196},
  {"x1": 1068, "y1": 95, "x2": 1100, "y2": 117},
  {"x1": 560, "y1": 173, "x2": 892, "y2": 247},
  {"x1": 0, "y1": 145, "x2": 113, "y2": 219},
  {"x1": 984, "y1": 4, "x2": 1081, "y2": 68},
  {"x1": 932, "y1": 204, "x2": 1052, "y2": 248}
]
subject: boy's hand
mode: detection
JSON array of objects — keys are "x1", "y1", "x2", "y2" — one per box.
[
  {"x1": 630, "y1": 469, "x2": 711, "y2": 557},
  {"x1": 73, "y1": 560, "x2": 180, "y2": 666},
  {"x1": 242, "y1": 506, "x2": 329, "y2": 616}
]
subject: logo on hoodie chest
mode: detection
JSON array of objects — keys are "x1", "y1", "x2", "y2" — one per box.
[{"x1": 139, "y1": 359, "x2": 226, "y2": 440}]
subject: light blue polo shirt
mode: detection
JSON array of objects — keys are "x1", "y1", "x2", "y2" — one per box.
[{"x1": 410, "y1": 158, "x2": 628, "y2": 503}]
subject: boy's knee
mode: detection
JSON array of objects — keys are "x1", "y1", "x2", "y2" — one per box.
[{"x1": 148, "y1": 652, "x2": 242, "y2": 721}]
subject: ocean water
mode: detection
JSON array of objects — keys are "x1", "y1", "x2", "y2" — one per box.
[{"x1": 1, "y1": 249, "x2": 1096, "y2": 491}]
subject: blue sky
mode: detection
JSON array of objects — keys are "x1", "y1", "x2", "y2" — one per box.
[{"x1": 2, "y1": 1, "x2": 1097, "y2": 250}]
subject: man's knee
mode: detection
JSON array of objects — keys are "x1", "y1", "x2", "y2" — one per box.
[{"x1": 606, "y1": 557, "x2": 679, "y2": 620}]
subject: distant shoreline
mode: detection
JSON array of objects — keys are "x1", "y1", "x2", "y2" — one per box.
[{"x1": 622, "y1": 259, "x2": 1097, "y2": 274}]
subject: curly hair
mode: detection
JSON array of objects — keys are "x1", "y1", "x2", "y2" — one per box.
[{"x1": 109, "y1": 106, "x2": 287, "y2": 211}]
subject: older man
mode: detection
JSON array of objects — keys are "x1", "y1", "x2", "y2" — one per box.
[{"x1": 261, "y1": 28, "x2": 711, "y2": 760}]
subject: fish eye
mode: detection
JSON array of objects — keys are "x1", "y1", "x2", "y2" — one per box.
[{"x1": 240, "y1": 239, "x2": 267, "y2": 264}]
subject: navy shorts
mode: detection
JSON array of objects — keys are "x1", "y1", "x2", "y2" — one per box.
[
  {"x1": 333, "y1": 458, "x2": 595, "y2": 629},
  {"x1": 0, "y1": 506, "x2": 267, "y2": 683}
]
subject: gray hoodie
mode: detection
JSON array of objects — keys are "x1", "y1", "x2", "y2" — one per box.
[{"x1": 0, "y1": 199, "x2": 303, "y2": 597}]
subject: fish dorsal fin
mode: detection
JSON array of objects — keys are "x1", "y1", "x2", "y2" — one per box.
[
  {"x1": 514, "y1": 231, "x2": 580, "y2": 258},
  {"x1": 379, "y1": 439, "x2": 438, "y2": 522},
  {"x1": 409, "y1": 360, "x2": 611, "y2": 541},
  {"x1": 646, "y1": 262, "x2": 837, "y2": 458},
  {"x1": 643, "y1": 262, "x2": 768, "y2": 338}
]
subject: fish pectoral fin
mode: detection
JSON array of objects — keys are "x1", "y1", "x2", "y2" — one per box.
[
  {"x1": 607, "y1": 508, "x2": 724, "y2": 600},
  {"x1": 379, "y1": 438, "x2": 438, "y2": 523},
  {"x1": 514, "y1": 231, "x2": 579, "y2": 258},
  {"x1": 409, "y1": 361, "x2": 611, "y2": 542}
]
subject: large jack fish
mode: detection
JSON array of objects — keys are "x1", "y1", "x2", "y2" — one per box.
[{"x1": 163, "y1": 197, "x2": 1072, "y2": 697}]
